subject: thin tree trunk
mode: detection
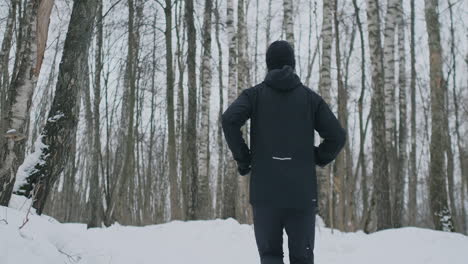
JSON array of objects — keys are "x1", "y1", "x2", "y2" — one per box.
[
  {"x1": 282, "y1": 0, "x2": 294, "y2": 47},
  {"x1": 184, "y1": 0, "x2": 198, "y2": 220},
  {"x1": 88, "y1": 0, "x2": 104, "y2": 228},
  {"x1": 164, "y1": 0, "x2": 182, "y2": 220},
  {"x1": 214, "y1": 0, "x2": 225, "y2": 218},
  {"x1": 394, "y1": 0, "x2": 407, "y2": 228},
  {"x1": 408, "y1": 0, "x2": 418, "y2": 226},
  {"x1": 223, "y1": 0, "x2": 238, "y2": 219},
  {"x1": 236, "y1": 0, "x2": 251, "y2": 224},
  {"x1": 332, "y1": 0, "x2": 345, "y2": 231},
  {"x1": 383, "y1": 0, "x2": 399, "y2": 220},
  {"x1": 352, "y1": 0, "x2": 369, "y2": 228},
  {"x1": 317, "y1": 0, "x2": 333, "y2": 227},
  {"x1": 197, "y1": 0, "x2": 213, "y2": 219}
]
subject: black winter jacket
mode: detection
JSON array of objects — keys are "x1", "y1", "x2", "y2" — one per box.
[{"x1": 222, "y1": 65, "x2": 346, "y2": 208}]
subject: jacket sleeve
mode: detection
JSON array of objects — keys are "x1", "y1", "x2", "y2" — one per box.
[
  {"x1": 314, "y1": 98, "x2": 346, "y2": 167},
  {"x1": 221, "y1": 89, "x2": 252, "y2": 165}
]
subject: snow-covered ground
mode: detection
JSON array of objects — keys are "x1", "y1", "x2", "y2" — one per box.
[{"x1": 1, "y1": 199, "x2": 467, "y2": 264}]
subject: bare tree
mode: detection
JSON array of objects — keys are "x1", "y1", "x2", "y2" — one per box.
[
  {"x1": 394, "y1": 0, "x2": 407, "y2": 227},
  {"x1": 424, "y1": 0, "x2": 454, "y2": 231},
  {"x1": 197, "y1": 0, "x2": 214, "y2": 219},
  {"x1": 222, "y1": 0, "x2": 238, "y2": 219},
  {"x1": 282, "y1": 0, "x2": 294, "y2": 47},
  {"x1": 318, "y1": 0, "x2": 333, "y2": 227},
  {"x1": 407, "y1": 0, "x2": 418, "y2": 226},
  {"x1": 88, "y1": 0, "x2": 104, "y2": 228},
  {"x1": 366, "y1": 0, "x2": 391, "y2": 230},
  {"x1": 184, "y1": 0, "x2": 198, "y2": 220},
  {"x1": 15, "y1": 0, "x2": 97, "y2": 215},
  {"x1": 1, "y1": 0, "x2": 53, "y2": 206}
]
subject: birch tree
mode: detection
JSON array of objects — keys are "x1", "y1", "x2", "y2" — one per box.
[
  {"x1": 0, "y1": 0, "x2": 53, "y2": 206},
  {"x1": 317, "y1": 0, "x2": 333, "y2": 226},
  {"x1": 236, "y1": 0, "x2": 251, "y2": 224},
  {"x1": 283, "y1": 0, "x2": 294, "y2": 47},
  {"x1": 366, "y1": 0, "x2": 391, "y2": 230},
  {"x1": 222, "y1": 0, "x2": 238, "y2": 219},
  {"x1": 382, "y1": 0, "x2": 398, "y2": 221},
  {"x1": 197, "y1": 0, "x2": 213, "y2": 219},
  {"x1": 15, "y1": 0, "x2": 97, "y2": 215},
  {"x1": 394, "y1": 0, "x2": 407, "y2": 227},
  {"x1": 184, "y1": 0, "x2": 198, "y2": 220}
]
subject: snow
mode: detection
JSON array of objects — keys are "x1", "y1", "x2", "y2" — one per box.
[
  {"x1": 13, "y1": 135, "x2": 49, "y2": 192},
  {"x1": 1, "y1": 200, "x2": 467, "y2": 264}
]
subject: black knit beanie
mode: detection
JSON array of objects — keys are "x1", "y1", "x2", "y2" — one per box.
[{"x1": 266, "y1": 40, "x2": 295, "y2": 71}]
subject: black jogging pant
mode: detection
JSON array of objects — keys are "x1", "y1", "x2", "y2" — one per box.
[{"x1": 252, "y1": 205, "x2": 316, "y2": 264}]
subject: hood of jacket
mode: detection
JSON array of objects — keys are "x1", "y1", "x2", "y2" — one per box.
[{"x1": 263, "y1": 65, "x2": 302, "y2": 92}]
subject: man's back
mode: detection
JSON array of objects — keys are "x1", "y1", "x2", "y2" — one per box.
[{"x1": 222, "y1": 65, "x2": 346, "y2": 209}]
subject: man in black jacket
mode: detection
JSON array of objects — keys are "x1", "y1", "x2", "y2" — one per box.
[{"x1": 222, "y1": 40, "x2": 346, "y2": 264}]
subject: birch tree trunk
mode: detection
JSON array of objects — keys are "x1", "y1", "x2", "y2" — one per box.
[
  {"x1": 15, "y1": 0, "x2": 97, "y2": 215},
  {"x1": 214, "y1": 0, "x2": 225, "y2": 218},
  {"x1": 0, "y1": 0, "x2": 53, "y2": 205},
  {"x1": 366, "y1": 0, "x2": 391, "y2": 230},
  {"x1": 0, "y1": 0, "x2": 17, "y2": 110},
  {"x1": 222, "y1": 0, "x2": 238, "y2": 220},
  {"x1": 184, "y1": 0, "x2": 198, "y2": 220},
  {"x1": 332, "y1": 0, "x2": 346, "y2": 231},
  {"x1": 282, "y1": 0, "x2": 294, "y2": 47},
  {"x1": 394, "y1": 0, "x2": 407, "y2": 227},
  {"x1": 383, "y1": 0, "x2": 398, "y2": 222},
  {"x1": 424, "y1": 0, "x2": 454, "y2": 231},
  {"x1": 236, "y1": 0, "x2": 251, "y2": 224},
  {"x1": 317, "y1": 0, "x2": 333, "y2": 227},
  {"x1": 197, "y1": 0, "x2": 213, "y2": 219}
]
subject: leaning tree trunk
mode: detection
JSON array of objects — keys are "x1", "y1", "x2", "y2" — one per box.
[
  {"x1": 222, "y1": 0, "x2": 238, "y2": 219},
  {"x1": 184, "y1": 0, "x2": 198, "y2": 220},
  {"x1": 0, "y1": 0, "x2": 53, "y2": 206},
  {"x1": 15, "y1": 0, "x2": 97, "y2": 215},
  {"x1": 282, "y1": 0, "x2": 294, "y2": 47},
  {"x1": 366, "y1": 0, "x2": 391, "y2": 230},
  {"x1": 424, "y1": 0, "x2": 454, "y2": 232},
  {"x1": 197, "y1": 0, "x2": 214, "y2": 220}
]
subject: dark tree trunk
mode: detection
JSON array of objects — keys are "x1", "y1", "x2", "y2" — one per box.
[{"x1": 16, "y1": 0, "x2": 98, "y2": 215}]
